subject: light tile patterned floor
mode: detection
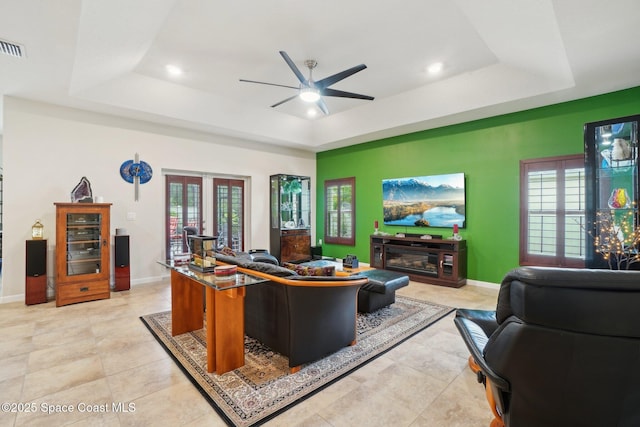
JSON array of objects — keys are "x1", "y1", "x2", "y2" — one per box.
[{"x1": 0, "y1": 279, "x2": 498, "y2": 427}]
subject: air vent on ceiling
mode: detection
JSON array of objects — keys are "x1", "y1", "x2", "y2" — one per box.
[{"x1": 0, "y1": 39, "x2": 25, "y2": 58}]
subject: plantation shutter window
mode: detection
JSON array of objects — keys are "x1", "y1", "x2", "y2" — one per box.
[
  {"x1": 520, "y1": 155, "x2": 585, "y2": 267},
  {"x1": 324, "y1": 177, "x2": 356, "y2": 246}
]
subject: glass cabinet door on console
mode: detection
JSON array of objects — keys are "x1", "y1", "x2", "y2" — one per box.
[
  {"x1": 441, "y1": 253, "x2": 455, "y2": 277},
  {"x1": 55, "y1": 203, "x2": 112, "y2": 306},
  {"x1": 270, "y1": 174, "x2": 311, "y2": 262},
  {"x1": 370, "y1": 241, "x2": 385, "y2": 268},
  {"x1": 585, "y1": 115, "x2": 639, "y2": 269},
  {"x1": 440, "y1": 252, "x2": 464, "y2": 282}
]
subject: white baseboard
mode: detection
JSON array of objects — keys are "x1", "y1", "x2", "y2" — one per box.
[
  {"x1": 0, "y1": 294, "x2": 25, "y2": 304},
  {"x1": 465, "y1": 278, "x2": 499, "y2": 289}
]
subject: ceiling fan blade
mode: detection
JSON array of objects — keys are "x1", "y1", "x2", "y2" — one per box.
[
  {"x1": 279, "y1": 51, "x2": 307, "y2": 85},
  {"x1": 315, "y1": 64, "x2": 367, "y2": 89},
  {"x1": 239, "y1": 79, "x2": 299, "y2": 90},
  {"x1": 322, "y1": 88, "x2": 374, "y2": 101},
  {"x1": 316, "y1": 98, "x2": 329, "y2": 115},
  {"x1": 271, "y1": 94, "x2": 299, "y2": 108}
]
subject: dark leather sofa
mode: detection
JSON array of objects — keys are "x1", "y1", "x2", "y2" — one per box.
[
  {"x1": 215, "y1": 252, "x2": 368, "y2": 372},
  {"x1": 244, "y1": 275, "x2": 365, "y2": 371},
  {"x1": 455, "y1": 266, "x2": 640, "y2": 427}
]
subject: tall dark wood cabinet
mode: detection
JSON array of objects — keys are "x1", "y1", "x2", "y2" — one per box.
[
  {"x1": 270, "y1": 174, "x2": 311, "y2": 263},
  {"x1": 584, "y1": 115, "x2": 639, "y2": 269},
  {"x1": 54, "y1": 203, "x2": 112, "y2": 306},
  {"x1": 25, "y1": 239, "x2": 47, "y2": 305}
]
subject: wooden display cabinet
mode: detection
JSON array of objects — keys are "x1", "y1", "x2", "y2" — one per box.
[
  {"x1": 54, "y1": 203, "x2": 112, "y2": 306},
  {"x1": 279, "y1": 229, "x2": 311, "y2": 263},
  {"x1": 270, "y1": 174, "x2": 311, "y2": 262},
  {"x1": 584, "y1": 115, "x2": 639, "y2": 269}
]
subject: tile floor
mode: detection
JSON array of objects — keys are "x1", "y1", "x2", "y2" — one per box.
[{"x1": 0, "y1": 278, "x2": 499, "y2": 427}]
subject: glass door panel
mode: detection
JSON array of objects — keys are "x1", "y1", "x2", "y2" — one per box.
[
  {"x1": 441, "y1": 253, "x2": 454, "y2": 277},
  {"x1": 166, "y1": 175, "x2": 202, "y2": 257},
  {"x1": 214, "y1": 178, "x2": 244, "y2": 252},
  {"x1": 66, "y1": 213, "x2": 102, "y2": 276},
  {"x1": 585, "y1": 115, "x2": 639, "y2": 268}
]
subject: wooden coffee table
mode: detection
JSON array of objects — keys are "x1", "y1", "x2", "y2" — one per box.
[{"x1": 336, "y1": 265, "x2": 375, "y2": 276}]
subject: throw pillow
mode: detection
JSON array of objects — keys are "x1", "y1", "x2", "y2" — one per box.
[
  {"x1": 282, "y1": 262, "x2": 336, "y2": 277},
  {"x1": 246, "y1": 261, "x2": 297, "y2": 277},
  {"x1": 219, "y1": 246, "x2": 236, "y2": 256}
]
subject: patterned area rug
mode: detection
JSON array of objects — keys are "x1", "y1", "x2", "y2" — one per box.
[{"x1": 140, "y1": 296, "x2": 453, "y2": 427}]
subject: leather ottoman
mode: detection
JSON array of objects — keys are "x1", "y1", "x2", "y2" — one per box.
[{"x1": 357, "y1": 269, "x2": 409, "y2": 313}]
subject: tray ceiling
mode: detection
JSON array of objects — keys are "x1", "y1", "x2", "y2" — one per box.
[{"x1": 1, "y1": 0, "x2": 640, "y2": 152}]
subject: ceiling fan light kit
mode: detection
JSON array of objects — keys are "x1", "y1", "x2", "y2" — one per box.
[
  {"x1": 299, "y1": 87, "x2": 320, "y2": 103},
  {"x1": 240, "y1": 51, "x2": 374, "y2": 115}
]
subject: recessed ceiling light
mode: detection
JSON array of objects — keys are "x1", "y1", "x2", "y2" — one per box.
[
  {"x1": 307, "y1": 108, "x2": 318, "y2": 117},
  {"x1": 427, "y1": 62, "x2": 443, "y2": 75},
  {"x1": 165, "y1": 64, "x2": 183, "y2": 77}
]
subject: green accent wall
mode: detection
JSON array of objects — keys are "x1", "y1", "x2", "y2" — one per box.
[{"x1": 316, "y1": 86, "x2": 640, "y2": 285}]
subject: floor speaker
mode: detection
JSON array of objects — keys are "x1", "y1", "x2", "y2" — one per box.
[
  {"x1": 114, "y1": 235, "x2": 130, "y2": 291},
  {"x1": 25, "y1": 239, "x2": 47, "y2": 305},
  {"x1": 311, "y1": 245, "x2": 323, "y2": 259}
]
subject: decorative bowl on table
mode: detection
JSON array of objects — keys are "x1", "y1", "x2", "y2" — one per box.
[{"x1": 214, "y1": 265, "x2": 237, "y2": 277}]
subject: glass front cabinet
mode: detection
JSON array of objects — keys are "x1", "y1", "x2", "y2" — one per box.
[
  {"x1": 55, "y1": 202, "x2": 112, "y2": 306},
  {"x1": 584, "y1": 115, "x2": 639, "y2": 269},
  {"x1": 270, "y1": 174, "x2": 311, "y2": 263}
]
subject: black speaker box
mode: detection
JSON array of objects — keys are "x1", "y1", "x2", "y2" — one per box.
[
  {"x1": 114, "y1": 235, "x2": 130, "y2": 292},
  {"x1": 26, "y1": 239, "x2": 47, "y2": 276},
  {"x1": 310, "y1": 245, "x2": 323, "y2": 259},
  {"x1": 26, "y1": 239, "x2": 47, "y2": 305},
  {"x1": 114, "y1": 235, "x2": 130, "y2": 267}
]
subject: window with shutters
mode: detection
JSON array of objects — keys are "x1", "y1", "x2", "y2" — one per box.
[
  {"x1": 520, "y1": 155, "x2": 585, "y2": 267},
  {"x1": 324, "y1": 177, "x2": 355, "y2": 245}
]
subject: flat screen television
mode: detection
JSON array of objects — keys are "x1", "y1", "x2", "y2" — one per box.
[{"x1": 382, "y1": 173, "x2": 466, "y2": 228}]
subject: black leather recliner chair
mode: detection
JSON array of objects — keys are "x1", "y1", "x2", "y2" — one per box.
[{"x1": 455, "y1": 266, "x2": 640, "y2": 427}]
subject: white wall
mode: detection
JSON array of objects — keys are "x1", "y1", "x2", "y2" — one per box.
[{"x1": 1, "y1": 97, "x2": 316, "y2": 302}]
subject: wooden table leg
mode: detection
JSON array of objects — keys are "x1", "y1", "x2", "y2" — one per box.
[
  {"x1": 171, "y1": 270, "x2": 247, "y2": 375},
  {"x1": 206, "y1": 286, "x2": 216, "y2": 373},
  {"x1": 212, "y1": 287, "x2": 246, "y2": 374},
  {"x1": 170, "y1": 270, "x2": 203, "y2": 336}
]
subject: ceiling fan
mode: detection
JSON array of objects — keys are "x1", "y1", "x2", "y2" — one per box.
[{"x1": 240, "y1": 51, "x2": 374, "y2": 115}]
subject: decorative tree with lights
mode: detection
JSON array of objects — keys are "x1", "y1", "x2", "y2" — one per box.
[{"x1": 592, "y1": 206, "x2": 640, "y2": 270}]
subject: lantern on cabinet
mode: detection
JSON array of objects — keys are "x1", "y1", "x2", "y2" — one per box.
[{"x1": 32, "y1": 220, "x2": 44, "y2": 240}]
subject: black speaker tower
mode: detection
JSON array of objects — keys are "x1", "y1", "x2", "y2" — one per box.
[
  {"x1": 25, "y1": 239, "x2": 47, "y2": 305},
  {"x1": 114, "y1": 235, "x2": 130, "y2": 291}
]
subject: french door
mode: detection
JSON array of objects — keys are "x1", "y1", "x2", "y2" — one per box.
[
  {"x1": 166, "y1": 175, "x2": 202, "y2": 256},
  {"x1": 213, "y1": 178, "x2": 244, "y2": 252}
]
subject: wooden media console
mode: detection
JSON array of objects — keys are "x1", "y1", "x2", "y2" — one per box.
[{"x1": 370, "y1": 234, "x2": 467, "y2": 287}]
